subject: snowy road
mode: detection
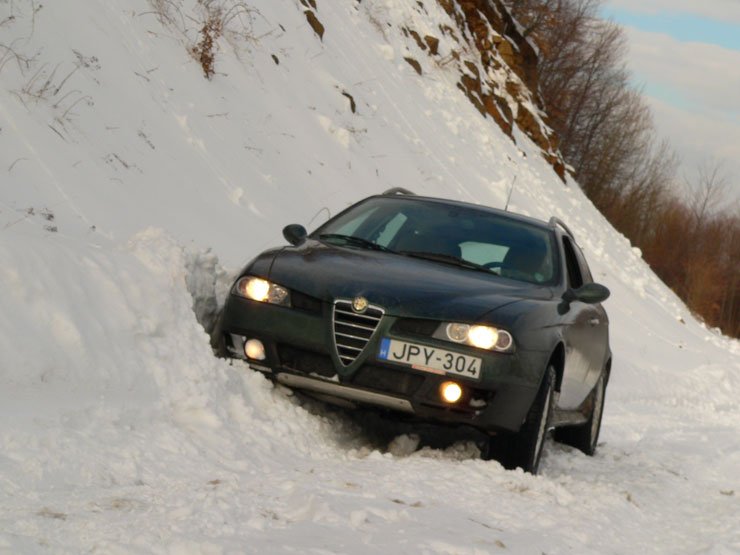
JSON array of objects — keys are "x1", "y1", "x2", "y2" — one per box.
[{"x1": 1, "y1": 232, "x2": 738, "y2": 554}]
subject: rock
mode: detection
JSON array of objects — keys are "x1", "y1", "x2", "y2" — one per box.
[
  {"x1": 404, "y1": 57, "x2": 422, "y2": 75},
  {"x1": 305, "y1": 10, "x2": 324, "y2": 41},
  {"x1": 424, "y1": 35, "x2": 440, "y2": 55}
]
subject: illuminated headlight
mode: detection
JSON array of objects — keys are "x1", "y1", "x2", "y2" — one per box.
[
  {"x1": 234, "y1": 276, "x2": 291, "y2": 306},
  {"x1": 436, "y1": 323, "x2": 514, "y2": 352},
  {"x1": 468, "y1": 325, "x2": 498, "y2": 349}
]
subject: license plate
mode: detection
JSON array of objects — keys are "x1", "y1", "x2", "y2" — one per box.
[{"x1": 378, "y1": 338, "x2": 482, "y2": 380}]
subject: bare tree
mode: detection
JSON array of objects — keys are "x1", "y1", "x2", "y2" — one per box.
[
  {"x1": 504, "y1": 0, "x2": 739, "y2": 337},
  {"x1": 687, "y1": 161, "x2": 730, "y2": 230}
]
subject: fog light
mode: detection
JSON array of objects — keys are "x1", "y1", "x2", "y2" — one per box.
[
  {"x1": 440, "y1": 381, "x2": 463, "y2": 404},
  {"x1": 244, "y1": 339, "x2": 266, "y2": 360}
]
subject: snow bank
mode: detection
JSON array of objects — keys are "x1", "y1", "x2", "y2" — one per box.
[{"x1": 1, "y1": 226, "x2": 739, "y2": 553}]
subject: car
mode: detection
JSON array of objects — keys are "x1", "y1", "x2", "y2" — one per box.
[{"x1": 212, "y1": 189, "x2": 611, "y2": 474}]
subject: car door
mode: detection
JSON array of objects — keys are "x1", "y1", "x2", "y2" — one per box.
[
  {"x1": 572, "y1": 241, "x2": 609, "y2": 391},
  {"x1": 559, "y1": 236, "x2": 605, "y2": 409}
]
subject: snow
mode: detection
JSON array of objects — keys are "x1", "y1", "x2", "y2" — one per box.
[{"x1": 1, "y1": 0, "x2": 739, "y2": 553}]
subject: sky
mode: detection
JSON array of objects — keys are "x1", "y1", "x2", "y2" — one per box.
[{"x1": 601, "y1": 0, "x2": 740, "y2": 206}]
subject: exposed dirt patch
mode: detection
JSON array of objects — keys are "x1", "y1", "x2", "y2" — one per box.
[
  {"x1": 404, "y1": 57, "x2": 422, "y2": 75},
  {"x1": 305, "y1": 10, "x2": 324, "y2": 40}
]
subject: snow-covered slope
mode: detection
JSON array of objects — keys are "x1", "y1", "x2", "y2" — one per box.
[{"x1": 1, "y1": 1, "x2": 739, "y2": 553}]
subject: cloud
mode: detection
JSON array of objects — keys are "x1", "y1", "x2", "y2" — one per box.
[
  {"x1": 591, "y1": 3, "x2": 740, "y2": 199},
  {"x1": 623, "y1": 27, "x2": 740, "y2": 116},
  {"x1": 645, "y1": 97, "x2": 740, "y2": 200},
  {"x1": 606, "y1": 0, "x2": 740, "y2": 25},
  {"x1": 615, "y1": 27, "x2": 740, "y2": 198},
  {"x1": 648, "y1": 98, "x2": 740, "y2": 170}
]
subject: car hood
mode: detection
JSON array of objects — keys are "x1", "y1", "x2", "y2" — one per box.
[{"x1": 266, "y1": 241, "x2": 553, "y2": 321}]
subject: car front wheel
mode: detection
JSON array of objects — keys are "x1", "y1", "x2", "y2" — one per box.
[{"x1": 487, "y1": 365, "x2": 555, "y2": 474}]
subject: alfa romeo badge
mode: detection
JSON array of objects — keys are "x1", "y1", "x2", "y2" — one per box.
[{"x1": 352, "y1": 296, "x2": 369, "y2": 313}]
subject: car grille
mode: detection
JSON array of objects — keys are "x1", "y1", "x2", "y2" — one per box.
[{"x1": 333, "y1": 299, "x2": 384, "y2": 366}]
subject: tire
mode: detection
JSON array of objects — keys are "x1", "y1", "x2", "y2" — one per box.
[
  {"x1": 554, "y1": 370, "x2": 606, "y2": 456},
  {"x1": 486, "y1": 365, "x2": 555, "y2": 474}
]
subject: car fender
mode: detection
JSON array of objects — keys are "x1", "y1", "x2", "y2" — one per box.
[
  {"x1": 480, "y1": 295, "x2": 565, "y2": 389},
  {"x1": 235, "y1": 247, "x2": 284, "y2": 281},
  {"x1": 480, "y1": 293, "x2": 562, "y2": 353}
]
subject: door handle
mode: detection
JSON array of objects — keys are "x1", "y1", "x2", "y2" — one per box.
[{"x1": 588, "y1": 318, "x2": 600, "y2": 326}]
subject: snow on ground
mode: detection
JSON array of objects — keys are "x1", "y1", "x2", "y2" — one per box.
[{"x1": 1, "y1": 0, "x2": 739, "y2": 553}]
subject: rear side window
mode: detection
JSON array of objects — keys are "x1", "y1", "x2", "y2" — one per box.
[
  {"x1": 562, "y1": 236, "x2": 583, "y2": 289},
  {"x1": 573, "y1": 243, "x2": 594, "y2": 284}
]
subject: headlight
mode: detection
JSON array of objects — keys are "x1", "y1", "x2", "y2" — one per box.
[
  {"x1": 234, "y1": 276, "x2": 291, "y2": 306},
  {"x1": 468, "y1": 325, "x2": 498, "y2": 349},
  {"x1": 435, "y1": 322, "x2": 514, "y2": 352}
]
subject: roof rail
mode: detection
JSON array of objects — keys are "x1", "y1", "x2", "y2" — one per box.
[
  {"x1": 548, "y1": 217, "x2": 575, "y2": 240},
  {"x1": 383, "y1": 187, "x2": 415, "y2": 196}
]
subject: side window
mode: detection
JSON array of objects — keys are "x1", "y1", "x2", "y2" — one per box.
[
  {"x1": 573, "y1": 244, "x2": 594, "y2": 284},
  {"x1": 562, "y1": 237, "x2": 583, "y2": 289}
]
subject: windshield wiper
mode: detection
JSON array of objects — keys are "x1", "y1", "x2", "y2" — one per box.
[
  {"x1": 399, "y1": 251, "x2": 494, "y2": 274},
  {"x1": 319, "y1": 233, "x2": 392, "y2": 252}
]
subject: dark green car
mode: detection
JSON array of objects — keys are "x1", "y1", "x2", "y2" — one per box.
[{"x1": 213, "y1": 190, "x2": 611, "y2": 474}]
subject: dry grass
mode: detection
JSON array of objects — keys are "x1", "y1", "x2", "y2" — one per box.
[{"x1": 148, "y1": 0, "x2": 260, "y2": 79}]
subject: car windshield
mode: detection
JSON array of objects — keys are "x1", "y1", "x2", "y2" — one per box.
[{"x1": 313, "y1": 196, "x2": 558, "y2": 285}]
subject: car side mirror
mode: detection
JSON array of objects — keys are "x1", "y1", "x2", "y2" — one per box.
[
  {"x1": 563, "y1": 283, "x2": 610, "y2": 305},
  {"x1": 283, "y1": 224, "x2": 307, "y2": 246}
]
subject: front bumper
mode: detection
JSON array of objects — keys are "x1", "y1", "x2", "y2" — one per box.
[
  {"x1": 275, "y1": 373, "x2": 415, "y2": 413},
  {"x1": 218, "y1": 295, "x2": 546, "y2": 433}
]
